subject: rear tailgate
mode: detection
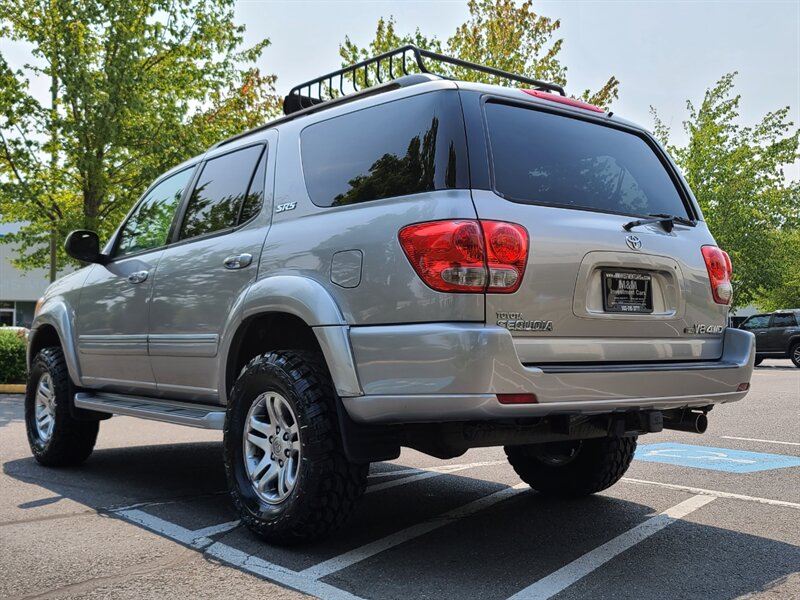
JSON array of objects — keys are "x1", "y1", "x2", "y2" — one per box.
[{"x1": 473, "y1": 97, "x2": 728, "y2": 364}]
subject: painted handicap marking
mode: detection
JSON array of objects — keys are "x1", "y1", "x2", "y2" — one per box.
[{"x1": 635, "y1": 443, "x2": 800, "y2": 473}]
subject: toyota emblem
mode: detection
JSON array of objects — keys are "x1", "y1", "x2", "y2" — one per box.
[{"x1": 626, "y1": 235, "x2": 642, "y2": 250}]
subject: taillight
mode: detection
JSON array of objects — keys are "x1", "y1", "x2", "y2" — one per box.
[
  {"x1": 399, "y1": 220, "x2": 529, "y2": 294},
  {"x1": 702, "y1": 245, "x2": 733, "y2": 305}
]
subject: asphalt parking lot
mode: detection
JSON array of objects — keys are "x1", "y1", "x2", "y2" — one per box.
[{"x1": 1, "y1": 360, "x2": 798, "y2": 600}]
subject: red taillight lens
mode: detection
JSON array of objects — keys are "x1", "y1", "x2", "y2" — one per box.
[
  {"x1": 701, "y1": 245, "x2": 733, "y2": 305},
  {"x1": 497, "y1": 393, "x2": 538, "y2": 404},
  {"x1": 482, "y1": 221, "x2": 528, "y2": 293},
  {"x1": 398, "y1": 220, "x2": 529, "y2": 293}
]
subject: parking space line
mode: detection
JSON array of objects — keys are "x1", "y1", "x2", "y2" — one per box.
[
  {"x1": 368, "y1": 459, "x2": 507, "y2": 479},
  {"x1": 366, "y1": 460, "x2": 507, "y2": 492},
  {"x1": 192, "y1": 520, "x2": 240, "y2": 538},
  {"x1": 507, "y1": 495, "x2": 715, "y2": 600},
  {"x1": 721, "y1": 436, "x2": 800, "y2": 447},
  {"x1": 206, "y1": 542, "x2": 366, "y2": 600},
  {"x1": 621, "y1": 478, "x2": 800, "y2": 510},
  {"x1": 300, "y1": 483, "x2": 527, "y2": 579},
  {"x1": 115, "y1": 509, "x2": 203, "y2": 546}
]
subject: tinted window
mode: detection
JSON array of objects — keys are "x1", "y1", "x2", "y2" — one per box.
[
  {"x1": 301, "y1": 92, "x2": 468, "y2": 207},
  {"x1": 116, "y1": 168, "x2": 194, "y2": 257},
  {"x1": 772, "y1": 314, "x2": 797, "y2": 328},
  {"x1": 485, "y1": 102, "x2": 689, "y2": 218},
  {"x1": 741, "y1": 315, "x2": 770, "y2": 330},
  {"x1": 239, "y1": 149, "x2": 267, "y2": 223},
  {"x1": 180, "y1": 145, "x2": 264, "y2": 240}
]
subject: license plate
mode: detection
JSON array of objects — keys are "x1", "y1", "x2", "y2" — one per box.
[{"x1": 602, "y1": 270, "x2": 653, "y2": 313}]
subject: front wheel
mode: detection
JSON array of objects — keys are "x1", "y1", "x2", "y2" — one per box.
[
  {"x1": 25, "y1": 347, "x2": 99, "y2": 466},
  {"x1": 223, "y1": 350, "x2": 367, "y2": 544},
  {"x1": 505, "y1": 436, "x2": 637, "y2": 497}
]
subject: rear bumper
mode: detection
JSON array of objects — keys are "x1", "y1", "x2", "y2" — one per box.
[{"x1": 342, "y1": 325, "x2": 755, "y2": 424}]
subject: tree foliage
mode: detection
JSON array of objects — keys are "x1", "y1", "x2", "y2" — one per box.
[
  {"x1": 340, "y1": 0, "x2": 619, "y2": 109},
  {"x1": 652, "y1": 73, "x2": 800, "y2": 309},
  {"x1": 0, "y1": 0, "x2": 281, "y2": 275}
]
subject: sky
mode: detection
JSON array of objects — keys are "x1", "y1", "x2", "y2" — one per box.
[
  {"x1": 1, "y1": 0, "x2": 798, "y2": 174},
  {"x1": 235, "y1": 0, "x2": 800, "y2": 176}
]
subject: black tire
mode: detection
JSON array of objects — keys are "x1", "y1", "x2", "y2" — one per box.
[
  {"x1": 223, "y1": 350, "x2": 368, "y2": 544},
  {"x1": 505, "y1": 436, "x2": 637, "y2": 497},
  {"x1": 753, "y1": 356, "x2": 764, "y2": 367},
  {"x1": 790, "y1": 343, "x2": 800, "y2": 368},
  {"x1": 25, "y1": 347, "x2": 99, "y2": 466}
]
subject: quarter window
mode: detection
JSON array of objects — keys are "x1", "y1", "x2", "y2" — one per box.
[
  {"x1": 116, "y1": 167, "x2": 194, "y2": 257},
  {"x1": 300, "y1": 92, "x2": 468, "y2": 207},
  {"x1": 772, "y1": 314, "x2": 797, "y2": 328},
  {"x1": 179, "y1": 145, "x2": 265, "y2": 240}
]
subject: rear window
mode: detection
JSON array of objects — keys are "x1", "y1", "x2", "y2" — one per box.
[
  {"x1": 485, "y1": 102, "x2": 689, "y2": 218},
  {"x1": 301, "y1": 92, "x2": 468, "y2": 207},
  {"x1": 772, "y1": 314, "x2": 797, "y2": 327}
]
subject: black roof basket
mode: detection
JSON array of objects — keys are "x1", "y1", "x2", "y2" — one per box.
[{"x1": 283, "y1": 44, "x2": 565, "y2": 115}]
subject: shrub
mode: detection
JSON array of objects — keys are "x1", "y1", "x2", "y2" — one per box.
[{"x1": 0, "y1": 329, "x2": 27, "y2": 384}]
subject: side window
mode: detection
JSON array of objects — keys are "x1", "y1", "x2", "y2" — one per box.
[
  {"x1": 772, "y1": 314, "x2": 797, "y2": 328},
  {"x1": 300, "y1": 91, "x2": 468, "y2": 207},
  {"x1": 116, "y1": 168, "x2": 194, "y2": 258},
  {"x1": 179, "y1": 145, "x2": 264, "y2": 240},
  {"x1": 741, "y1": 315, "x2": 770, "y2": 330},
  {"x1": 239, "y1": 148, "x2": 267, "y2": 223}
]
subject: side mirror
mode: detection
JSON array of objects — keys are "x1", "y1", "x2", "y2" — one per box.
[{"x1": 64, "y1": 230, "x2": 108, "y2": 264}]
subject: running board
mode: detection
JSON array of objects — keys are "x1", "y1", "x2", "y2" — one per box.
[{"x1": 74, "y1": 392, "x2": 225, "y2": 430}]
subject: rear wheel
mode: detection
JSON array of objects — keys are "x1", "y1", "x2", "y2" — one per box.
[
  {"x1": 25, "y1": 347, "x2": 99, "y2": 466},
  {"x1": 223, "y1": 350, "x2": 367, "y2": 544},
  {"x1": 505, "y1": 436, "x2": 637, "y2": 497},
  {"x1": 790, "y1": 343, "x2": 800, "y2": 368}
]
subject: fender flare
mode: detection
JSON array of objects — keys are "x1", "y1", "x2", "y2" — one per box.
[
  {"x1": 217, "y1": 276, "x2": 361, "y2": 402},
  {"x1": 29, "y1": 301, "x2": 82, "y2": 385}
]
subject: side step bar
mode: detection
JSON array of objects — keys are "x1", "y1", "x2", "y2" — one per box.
[{"x1": 74, "y1": 392, "x2": 226, "y2": 430}]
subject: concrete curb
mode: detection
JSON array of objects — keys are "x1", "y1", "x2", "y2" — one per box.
[{"x1": 0, "y1": 384, "x2": 25, "y2": 394}]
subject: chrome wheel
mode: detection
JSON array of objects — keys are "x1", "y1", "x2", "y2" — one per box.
[
  {"x1": 793, "y1": 345, "x2": 800, "y2": 365},
  {"x1": 243, "y1": 392, "x2": 301, "y2": 505},
  {"x1": 34, "y1": 372, "x2": 56, "y2": 442}
]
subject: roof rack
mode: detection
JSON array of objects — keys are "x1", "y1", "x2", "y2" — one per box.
[{"x1": 283, "y1": 44, "x2": 565, "y2": 115}]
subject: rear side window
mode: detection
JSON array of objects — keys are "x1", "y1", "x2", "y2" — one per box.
[
  {"x1": 741, "y1": 315, "x2": 770, "y2": 330},
  {"x1": 179, "y1": 145, "x2": 264, "y2": 240},
  {"x1": 485, "y1": 102, "x2": 689, "y2": 218},
  {"x1": 772, "y1": 314, "x2": 797, "y2": 327},
  {"x1": 301, "y1": 92, "x2": 468, "y2": 207}
]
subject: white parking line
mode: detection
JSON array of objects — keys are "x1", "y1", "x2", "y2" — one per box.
[
  {"x1": 206, "y1": 542, "x2": 366, "y2": 600},
  {"x1": 192, "y1": 520, "x2": 240, "y2": 538},
  {"x1": 116, "y1": 509, "x2": 212, "y2": 548},
  {"x1": 366, "y1": 460, "x2": 508, "y2": 493},
  {"x1": 368, "y1": 459, "x2": 506, "y2": 479},
  {"x1": 621, "y1": 478, "x2": 800, "y2": 510},
  {"x1": 300, "y1": 483, "x2": 528, "y2": 579},
  {"x1": 507, "y1": 495, "x2": 716, "y2": 600},
  {"x1": 721, "y1": 436, "x2": 800, "y2": 447}
]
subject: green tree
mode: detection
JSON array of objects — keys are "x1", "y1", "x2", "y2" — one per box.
[
  {"x1": 339, "y1": 1, "x2": 619, "y2": 109},
  {"x1": 651, "y1": 73, "x2": 800, "y2": 308},
  {"x1": 0, "y1": 0, "x2": 281, "y2": 279}
]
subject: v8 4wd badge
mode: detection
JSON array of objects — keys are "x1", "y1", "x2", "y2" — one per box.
[{"x1": 684, "y1": 324, "x2": 725, "y2": 335}]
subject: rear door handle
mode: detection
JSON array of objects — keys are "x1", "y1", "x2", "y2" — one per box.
[
  {"x1": 128, "y1": 270, "x2": 149, "y2": 284},
  {"x1": 224, "y1": 253, "x2": 253, "y2": 270}
]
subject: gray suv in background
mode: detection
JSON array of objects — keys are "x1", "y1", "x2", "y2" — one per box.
[
  {"x1": 739, "y1": 310, "x2": 800, "y2": 367},
  {"x1": 25, "y1": 47, "x2": 755, "y2": 544}
]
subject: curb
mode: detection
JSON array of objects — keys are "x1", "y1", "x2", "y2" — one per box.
[{"x1": 0, "y1": 384, "x2": 25, "y2": 394}]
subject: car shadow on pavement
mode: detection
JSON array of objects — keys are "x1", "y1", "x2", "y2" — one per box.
[{"x1": 4, "y1": 442, "x2": 799, "y2": 600}]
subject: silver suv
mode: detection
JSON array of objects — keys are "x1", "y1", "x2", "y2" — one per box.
[{"x1": 25, "y1": 47, "x2": 755, "y2": 543}]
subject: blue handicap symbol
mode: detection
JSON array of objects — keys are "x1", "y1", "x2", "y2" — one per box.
[{"x1": 634, "y1": 442, "x2": 800, "y2": 473}]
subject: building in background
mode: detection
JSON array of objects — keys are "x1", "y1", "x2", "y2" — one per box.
[{"x1": 0, "y1": 223, "x2": 51, "y2": 328}]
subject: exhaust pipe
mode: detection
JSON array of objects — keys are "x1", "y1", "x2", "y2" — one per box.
[{"x1": 663, "y1": 411, "x2": 708, "y2": 434}]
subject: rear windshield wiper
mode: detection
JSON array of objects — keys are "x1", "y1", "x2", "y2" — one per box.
[{"x1": 623, "y1": 213, "x2": 696, "y2": 233}]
